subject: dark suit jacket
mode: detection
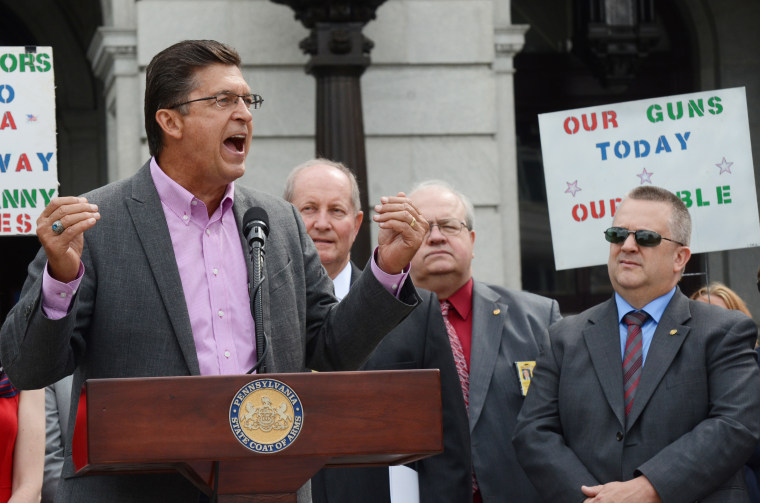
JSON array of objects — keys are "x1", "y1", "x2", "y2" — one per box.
[
  {"x1": 313, "y1": 278, "x2": 560, "y2": 503},
  {"x1": 745, "y1": 346, "x2": 760, "y2": 503},
  {"x1": 467, "y1": 281, "x2": 560, "y2": 502},
  {"x1": 513, "y1": 289, "x2": 760, "y2": 503},
  {"x1": 0, "y1": 163, "x2": 420, "y2": 503}
]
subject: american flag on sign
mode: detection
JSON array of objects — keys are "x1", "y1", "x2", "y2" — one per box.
[{"x1": 26, "y1": 114, "x2": 38, "y2": 122}]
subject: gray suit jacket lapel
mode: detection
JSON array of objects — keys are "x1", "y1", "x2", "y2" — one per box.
[
  {"x1": 626, "y1": 291, "x2": 691, "y2": 429},
  {"x1": 469, "y1": 282, "x2": 508, "y2": 431},
  {"x1": 584, "y1": 299, "x2": 626, "y2": 428},
  {"x1": 125, "y1": 163, "x2": 200, "y2": 374}
]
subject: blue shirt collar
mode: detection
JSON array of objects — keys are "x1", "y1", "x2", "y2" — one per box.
[{"x1": 615, "y1": 287, "x2": 676, "y2": 323}]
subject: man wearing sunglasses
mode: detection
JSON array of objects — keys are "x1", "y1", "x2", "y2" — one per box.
[
  {"x1": 0, "y1": 40, "x2": 428, "y2": 503},
  {"x1": 514, "y1": 185, "x2": 760, "y2": 503}
]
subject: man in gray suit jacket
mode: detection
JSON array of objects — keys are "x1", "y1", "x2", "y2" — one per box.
[
  {"x1": 513, "y1": 186, "x2": 760, "y2": 503},
  {"x1": 0, "y1": 40, "x2": 429, "y2": 503},
  {"x1": 406, "y1": 181, "x2": 561, "y2": 502}
]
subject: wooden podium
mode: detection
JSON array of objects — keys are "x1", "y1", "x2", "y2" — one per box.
[{"x1": 74, "y1": 370, "x2": 443, "y2": 502}]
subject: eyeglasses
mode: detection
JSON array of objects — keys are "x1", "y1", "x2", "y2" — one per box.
[
  {"x1": 428, "y1": 219, "x2": 469, "y2": 236},
  {"x1": 604, "y1": 227, "x2": 685, "y2": 247},
  {"x1": 169, "y1": 92, "x2": 264, "y2": 110}
]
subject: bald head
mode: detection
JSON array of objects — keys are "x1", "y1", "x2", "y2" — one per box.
[{"x1": 408, "y1": 181, "x2": 475, "y2": 299}]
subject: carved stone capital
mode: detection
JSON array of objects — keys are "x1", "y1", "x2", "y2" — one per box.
[
  {"x1": 87, "y1": 27, "x2": 137, "y2": 93},
  {"x1": 494, "y1": 25, "x2": 529, "y2": 73},
  {"x1": 271, "y1": 0, "x2": 386, "y2": 29}
]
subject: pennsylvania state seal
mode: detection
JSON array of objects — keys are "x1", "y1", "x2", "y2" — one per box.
[{"x1": 229, "y1": 378, "x2": 304, "y2": 453}]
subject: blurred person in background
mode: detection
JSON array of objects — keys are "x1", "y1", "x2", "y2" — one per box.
[
  {"x1": 690, "y1": 282, "x2": 752, "y2": 319},
  {"x1": 0, "y1": 367, "x2": 44, "y2": 503}
]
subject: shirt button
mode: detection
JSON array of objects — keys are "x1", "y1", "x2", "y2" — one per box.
[
  {"x1": 213, "y1": 268, "x2": 219, "y2": 276},
  {"x1": 191, "y1": 200, "x2": 198, "y2": 206},
  {"x1": 392, "y1": 284, "x2": 398, "y2": 290},
  {"x1": 182, "y1": 214, "x2": 189, "y2": 221},
  {"x1": 224, "y1": 350, "x2": 231, "y2": 358},
  {"x1": 59, "y1": 292, "x2": 67, "y2": 298},
  {"x1": 205, "y1": 229, "x2": 211, "y2": 236},
  {"x1": 218, "y1": 310, "x2": 225, "y2": 318}
]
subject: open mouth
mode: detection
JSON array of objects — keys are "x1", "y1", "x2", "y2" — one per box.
[{"x1": 224, "y1": 134, "x2": 246, "y2": 153}]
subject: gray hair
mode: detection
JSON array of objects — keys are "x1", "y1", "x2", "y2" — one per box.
[
  {"x1": 627, "y1": 185, "x2": 691, "y2": 246},
  {"x1": 409, "y1": 180, "x2": 475, "y2": 229},
  {"x1": 283, "y1": 158, "x2": 362, "y2": 214}
]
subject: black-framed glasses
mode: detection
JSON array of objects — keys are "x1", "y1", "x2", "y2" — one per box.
[
  {"x1": 604, "y1": 227, "x2": 685, "y2": 247},
  {"x1": 428, "y1": 219, "x2": 469, "y2": 236},
  {"x1": 169, "y1": 92, "x2": 264, "y2": 110}
]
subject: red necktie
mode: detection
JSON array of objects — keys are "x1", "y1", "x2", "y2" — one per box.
[
  {"x1": 440, "y1": 300, "x2": 469, "y2": 409},
  {"x1": 440, "y1": 300, "x2": 479, "y2": 495},
  {"x1": 623, "y1": 311, "x2": 648, "y2": 417}
]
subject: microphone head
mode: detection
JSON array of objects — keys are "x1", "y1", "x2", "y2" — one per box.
[{"x1": 243, "y1": 207, "x2": 270, "y2": 236}]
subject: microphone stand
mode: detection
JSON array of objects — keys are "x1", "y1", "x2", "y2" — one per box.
[{"x1": 247, "y1": 228, "x2": 269, "y2": 374}]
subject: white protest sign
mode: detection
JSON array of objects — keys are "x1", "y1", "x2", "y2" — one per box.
[
  {"x1": 539, "y1": 87, "x2": 759, "y2": 270},
  {"x1": 0, "y1": 46, "x2": 57, "y2": 236}
]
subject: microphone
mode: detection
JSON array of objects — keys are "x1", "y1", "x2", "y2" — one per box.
[
  {"x1": 243, "y1": 207, "x2": 270, "y2": 374},
  {"x1": 243, "y1": 207, "x2": 269, "y2": 248}
]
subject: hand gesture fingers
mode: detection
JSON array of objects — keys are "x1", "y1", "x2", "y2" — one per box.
[
  {"x1": 373, "y1": 193, "x2": 428, "y2": 274},
  {"x1": 37, "y1": 197, "x2": 100, "y2": 282}
]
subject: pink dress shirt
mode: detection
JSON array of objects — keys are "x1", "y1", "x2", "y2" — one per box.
[{"x1": 40, "y1": 158, "x2": 409, "y2": 375}]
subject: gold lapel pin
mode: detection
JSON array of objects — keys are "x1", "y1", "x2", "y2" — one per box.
[
  {"x1": 493, "y1": 309, "x2": 501, "y2": 315},
  {"x1": 669, "y1": 329, "x2": 678, "y2": 335}
]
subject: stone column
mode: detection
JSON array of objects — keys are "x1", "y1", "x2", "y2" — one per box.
[
  {"x1": 494, "y1": 23, "x2": 528, "y2": 289},
  {"x1": 270, "y1": 0, "x2": 387, "y2": 264},
  {"x1": 88, "y1": 27, "x2": 140, "y2": 182}
]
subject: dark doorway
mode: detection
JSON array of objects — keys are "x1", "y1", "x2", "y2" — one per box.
[
  {"x1": 512, "y1": 0, "x2": 700, "y2": 313},
  {"x1": 0, "y1": 1, "x2": 104, "y2": 321}
]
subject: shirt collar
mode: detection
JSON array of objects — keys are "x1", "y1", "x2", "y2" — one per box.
[
  {"x1": 615, "y1": 287, "x2": 676, "y2": 324},
  {"x1": 332, "y1": 261, "x2": 353, "y2": 301},
  {"x1": 445, "y1": 278, "x2": 474, "y2": 320},
  {"x1": 150, "y1": 157, "x2": 235, "y2": 222}
]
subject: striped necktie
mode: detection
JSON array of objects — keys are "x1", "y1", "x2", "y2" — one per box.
[
  {"x1": 0, "y1": 369, "x2": 19, "y2": 398},
  {"x1": 623, "y1": 310, "x2": 648, "y2": 417}
]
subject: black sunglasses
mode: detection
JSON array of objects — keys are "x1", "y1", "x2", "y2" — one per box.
[{"x1": 604, "y1": 227, "x2": 685, "y2": 247}]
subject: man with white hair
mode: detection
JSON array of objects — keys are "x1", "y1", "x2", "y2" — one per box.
[{"x1": 285, "y1": 163, "x2": 472, "y2": 503}]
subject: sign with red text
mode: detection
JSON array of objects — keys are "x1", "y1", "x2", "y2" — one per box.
[
  {"x1": 0, "y1": 46, "x2": 57, "y2": 236},
  {"x1": 540, "y1": 87, "x2": 759, "y2": 270}
]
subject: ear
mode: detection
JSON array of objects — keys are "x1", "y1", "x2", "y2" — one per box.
[
  {"x1": 673, "y1": 245, "x2": 691, "y2": 273},
  {"x1": 352, "y1": 211, "x2": 364, "y2": 239},
  {"x1": 155, "y1": 109, "x2": 184, "y2": 142}
]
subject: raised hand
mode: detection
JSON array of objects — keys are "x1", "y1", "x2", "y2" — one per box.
[
  {"x1": 37, "y1": 197, "x2": 100, "y2": 282},
  {"x1": 373, "y1": 192, "x2": 428, "y2": 274}
]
